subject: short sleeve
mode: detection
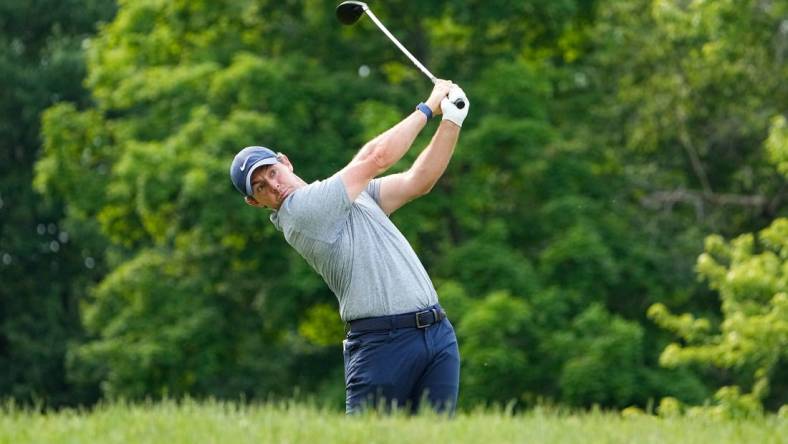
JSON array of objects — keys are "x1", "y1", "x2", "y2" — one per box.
[
  {"x1": 282, "y1": 173, "x2": 353, "y2": 242},
  {"x1": 365, "y1": 178, "x2": 383, "y2": 206}
]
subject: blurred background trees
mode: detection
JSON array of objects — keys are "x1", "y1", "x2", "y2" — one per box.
[
  {"x1": 0, "y1": 0, "x2": 116, "y2": 406},
  {"x1": 2, "y1": 0, "x2": 785, "y2": 412}
]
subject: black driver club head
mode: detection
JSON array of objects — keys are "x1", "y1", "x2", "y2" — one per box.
[{"x1": 336, "y1": 1, "x2": 367, "y2": 25}]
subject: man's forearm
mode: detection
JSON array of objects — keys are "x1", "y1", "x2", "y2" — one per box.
[
  {"x1": 406, "y1": 120, "x2": 460, "y2": 193},
  {"x1": 353, "y1": 110, "x2": 428, "y2": 170}
]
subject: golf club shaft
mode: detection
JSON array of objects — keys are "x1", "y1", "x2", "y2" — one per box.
[
  {"x1": 363, "y1": 8, "x2": 438, "y2": 83},
  {"x1": 346, "y1": 2, "x2": 465, "y2": 109}
]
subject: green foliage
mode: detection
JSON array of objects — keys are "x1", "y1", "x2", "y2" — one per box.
[
  {"x1": 592, "y1": 0, "x2": 786, "y2": 231},
  {"x1": 298, "y1": 303, "x2": 345, "y2": 347},
  {"x1": 435, "y1": 233, "x2": 540, "y2": 298},
  {"x1": 650, "y1": 218, "x2": 788, "y2": 414},
  {"x1": 635, "y1": 1, "x2": 788, "y2": 402},
  {"x1": 0, "y1": 0, "x2": 115, "y2": 407},
  {"x1": 556, "y1": 304, "x2": 644, "y2": 407},
  {"x1": 75, "y1": 249, "x2": 225, "y2": 398},
  {"x1": 767, "y1": 116, "x2": 788, "y2": 177},
  {"x1": 456, "y1": 291, "x2": 538, "y2": 406},
  {"x1": 35, "y1": 104, "x2": 114, "y2": 217},
  {"x1": 591, "y1": 0, "x2": 788, "y2": 412}
]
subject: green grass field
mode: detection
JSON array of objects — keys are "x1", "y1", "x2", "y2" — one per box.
[{"x1": 1, "y1": 400, "x2": 785, "y2": 444}]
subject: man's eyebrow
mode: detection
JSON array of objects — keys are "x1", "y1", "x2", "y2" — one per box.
[{"x1": 250, "y1": 166, "x2": 271, "y2": 187}]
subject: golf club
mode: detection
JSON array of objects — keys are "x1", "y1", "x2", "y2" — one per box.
[{"x1": 336, "y1": 1, "x2": 466, "y2": 109}]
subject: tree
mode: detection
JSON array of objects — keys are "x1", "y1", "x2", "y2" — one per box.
[
  {"x1": 589, "y1": 0, "x2": 786, "y2": 235},
  {"x1": 649, "y1": 117, "x2": 788, "y2": 415},
  {"x1": 649, "y1": 217, "x2": 788, "y2": 416},
  {"x1": 580, "y1": 0, "x2": 788, "y2": 408},
  {"x1": 0, "y1": 0, "x2": 115, "y2": 406}
]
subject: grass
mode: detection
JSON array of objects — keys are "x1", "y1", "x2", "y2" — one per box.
[{"x1": 1, "y1": 399, "x2": 785, "y2": 444}]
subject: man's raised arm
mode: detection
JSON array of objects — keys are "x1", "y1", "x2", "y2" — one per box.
[
  {"x1": 376, "y1": 85, "x2": 470, "y2": 215},
  {"x1": 339, "y1": 80, "x2": 454, "y2": 201}
]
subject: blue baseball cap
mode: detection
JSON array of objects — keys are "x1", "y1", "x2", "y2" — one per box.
[{"x1": 230, "y1": 146, "x2": 280, "y2": 196}]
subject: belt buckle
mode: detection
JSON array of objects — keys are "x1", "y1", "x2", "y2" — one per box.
[{"x1": 415, "y1": 309, "x2": 436, "y2": 328}]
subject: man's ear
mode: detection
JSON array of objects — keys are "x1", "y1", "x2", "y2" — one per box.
[
  {"x1": 245, "y1": 195, "x2": 266, "y2": 208},
  {"x1": 278, "y1": 153, "x2": 293, "y2": 171}
]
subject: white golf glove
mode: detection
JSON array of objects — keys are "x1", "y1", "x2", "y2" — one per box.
[{"x1": 441, "y1": 85, "x2": 470, "y2": 127}]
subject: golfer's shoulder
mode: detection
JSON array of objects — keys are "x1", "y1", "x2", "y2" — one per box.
[
  {"x1": 290, "y1": 175, "x2": 349, "y2": 208},
  {"x1": 279, "y1": 175, "x2": 352, "y2": 228}
]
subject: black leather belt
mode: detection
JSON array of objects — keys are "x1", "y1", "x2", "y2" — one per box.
[{"x1": 348, "y1": 306, "x2": 446, "y2": 332}]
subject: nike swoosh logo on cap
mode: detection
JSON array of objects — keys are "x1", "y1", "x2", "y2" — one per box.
[{"x1": 240, "y1": 156, "x2": 251, "y2": 171}]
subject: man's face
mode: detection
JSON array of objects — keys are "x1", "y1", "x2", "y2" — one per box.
[{"x1": 245, "y1": 158, "x2": 299, "y2": 210}]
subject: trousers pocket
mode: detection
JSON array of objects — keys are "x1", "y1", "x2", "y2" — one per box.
[
  {"x1": 343, "y1": 337, "x2": 364, "y2": 386},
  {"x1": 343, "y1": 331, "x2": 393, "y2": 387}
]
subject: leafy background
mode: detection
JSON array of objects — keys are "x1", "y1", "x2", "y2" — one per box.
[{"x1": 1, "y1": 0, "x2": 786, "y2": 414}]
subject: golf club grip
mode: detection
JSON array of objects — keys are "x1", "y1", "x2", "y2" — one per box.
[{"x1": 431, "y1": 78, "x2": 466, "y2": 109}]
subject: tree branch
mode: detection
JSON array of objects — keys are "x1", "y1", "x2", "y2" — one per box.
[
  {"x1": 676, "y1": 105, "x2": 713, "y2": 196},
  {"x1": 641, "y1": 189, "x2": 767, "y2": 219}
]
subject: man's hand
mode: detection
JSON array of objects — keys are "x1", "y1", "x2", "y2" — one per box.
[
  {"x1": 425, "y1": 79, "x2": 453, "y2": 116},
  {"x1": 441, "y1": 85, "x2": 469, "y2": 127}
]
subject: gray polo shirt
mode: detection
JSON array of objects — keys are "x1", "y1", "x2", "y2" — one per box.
[{"x1": 270, "y1": 174, "x2": 439, "y2": 321}]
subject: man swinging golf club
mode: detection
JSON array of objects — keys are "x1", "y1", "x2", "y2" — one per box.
[{"x1": 230, "y1": 80, "x2": 469, "y2": 414}]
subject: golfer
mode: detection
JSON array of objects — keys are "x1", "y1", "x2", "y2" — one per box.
[{"x1": 230, "y1": 80, "x2": 469, "y2": 414}]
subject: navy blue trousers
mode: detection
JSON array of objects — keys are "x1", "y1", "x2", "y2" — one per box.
[{"x1": 342, "y1": 305, "x2": 460, "y2": 415}]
